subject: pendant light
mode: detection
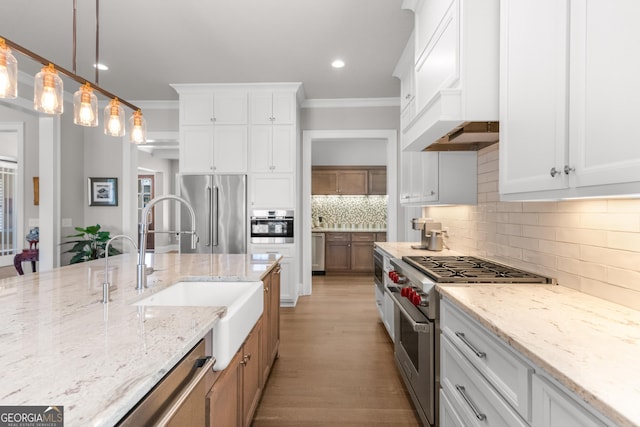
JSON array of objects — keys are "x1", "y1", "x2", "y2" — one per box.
[
  {"x1": 129, "y1": 110, "x2": 147, "y2": 144},
  {"x1": 104, "y1": 98, "x2": 125, "y2": 137},
  {"x1": 73, "y1": 83, "x2": 98, "y2": 126},
  {"x1": 0, "y1": 38, "x2": 18, "y2": 99},
  {"x1": 34, "y1": 64, "x2": 63, "y2": 115}
]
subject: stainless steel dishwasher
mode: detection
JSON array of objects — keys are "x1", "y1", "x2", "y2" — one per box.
[{"x1": 311, "y1": 232, "x2": 325, "y2": 274}]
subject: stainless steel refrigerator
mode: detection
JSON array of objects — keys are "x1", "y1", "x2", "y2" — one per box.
[{"x1": 179, "y1": 174, "x2": 247, "y2": 254}]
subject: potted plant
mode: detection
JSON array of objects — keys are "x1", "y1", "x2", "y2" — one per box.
[{"x1": 62, "y1": 224, "x2": 122, "y2": 264}]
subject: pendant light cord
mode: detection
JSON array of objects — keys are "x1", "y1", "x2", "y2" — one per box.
[
  {"x1": 72, "y1": 0, "x2": 77, "y2": 74},
  {"x1": 95, "y1": 0, "x2": 99, "y2": 84}
]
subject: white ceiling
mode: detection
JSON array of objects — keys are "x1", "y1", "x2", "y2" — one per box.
[{"x1": 1, "y1": 0, "x2": 414, "y2": 102}]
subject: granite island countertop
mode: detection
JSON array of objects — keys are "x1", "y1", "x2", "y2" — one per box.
[
  {"x1": 438, "y1": 285, "x2": 640, "y2": 427},
  {"x1": 0, "y1": 252, "x2": 281, "y2": 427}
]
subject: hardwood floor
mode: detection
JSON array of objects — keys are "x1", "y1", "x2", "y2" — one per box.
[{"x1": 252, "y1": 274, "x2": 421, "y2": 427}]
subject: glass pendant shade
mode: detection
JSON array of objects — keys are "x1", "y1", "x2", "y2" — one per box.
[
  {"x1": 104, "y1": 98, "x2": 125, "y2": 137},
  {"x1": 0, "y1": 39, "x2": 18, "y2": 99},
  {"x1": 34, "y1": 64, "x2": 63, "y2": 114},
  {"x1": 73, "y1": 83, "x2": 98, "y2": 127},
  {"x1": 129, "y1": 110, "x2": 147, "y2": 144}
]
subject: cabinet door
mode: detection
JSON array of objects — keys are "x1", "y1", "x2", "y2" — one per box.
[
  {"x1": 250, "y1": 174, "x2": 295, "y2": 209},
  {"x1": 181, "y1": 92, "x2": 214, "y2": 125},
  {"x1": 532, "y1": 374, "x2": 607, "y2": 427},
  {"x1": 251, "y1": 92, "x2": 274, "y2": 124},
  {"x1": 207, "y1": 351, "x2": 242, "y2": 427},
  {"x1": 213, "y1": 125, "x2": 247, "y2": 173},
  {"x1": 499, "y1": 0, "x2": 570, "y2": 195},
  {"x1": 569, "y1": 1, "x2": 640, "y2": 190},
  {"x1": 325, "y1": 235, "x2": 350, "y2": 272},
  {"x1": 214, "y1": 91, "x2": 248, "y2": 124},
  {"x1": 250, "y1": 126, "x2": 273, "y2": 173},
  {"x1": 368, "y1": 168, "x2": 387, "y2": 195},
  {"x1": 271, "y1": 125, "x2": 295, "y2": 173},
  {"x1": 440, "y1": 389, "x2": 467, "y2": 427},
  {"x1": 350, "y1": 241, "x2": 374, "y2": 272},
  {"x1": 242, "y1": 321, "x2": 262, "y2": 427},
  {"x1": 269, "y1": 264, "x2": 281, "y2": 362},
  {"x1": 337, "y1": 170, "x2": 368, "y2": 194},
  {"x1": 261, "y1": 272, "x2": 273, "y2": 385},
  {"x1": 419, "y1": 152, "x2": 439, "y2": 202},
  {"x1": 277, "y1": 256, "x2": 295, "y2": 305},
  {"x1": 181, "y1": 125, "x2": 214, "y2": 173},
  {"x1": 312, "y1": 170, "x2": 338, "y2": 195},
  {"x1": 272, "y1": 92, "x2": 296, "y2": 124}
]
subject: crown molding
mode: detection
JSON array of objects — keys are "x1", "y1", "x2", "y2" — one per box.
[{"x1": 301, "y1": 97, "x2": 400, "y2": 109}]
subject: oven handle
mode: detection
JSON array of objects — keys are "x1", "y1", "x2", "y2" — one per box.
[{"x1": 389, "y1": 291, "x2": 431, "y2": 333}]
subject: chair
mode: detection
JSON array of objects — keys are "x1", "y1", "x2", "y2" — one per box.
[{"x1": 14, "y1": 240, "x2": 39, "y2": 276}]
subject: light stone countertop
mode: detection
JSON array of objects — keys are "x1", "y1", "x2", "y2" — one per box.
[
  {"x1": 0, "y1": 252, "x2": 281, "y2": 427},
  {"x1": 438, "y1": 285, "x2": 640, "y2": 427}
]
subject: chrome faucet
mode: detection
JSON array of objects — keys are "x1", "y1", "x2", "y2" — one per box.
[
  {"x1": 103, "y1": 234, "x2": 138, "y2": 304},
  {"x1": 137, "y1": 195, "x2": 198, "y2": 290}
]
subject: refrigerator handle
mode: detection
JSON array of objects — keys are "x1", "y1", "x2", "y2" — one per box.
[
  {"x1": 206, "y1": 186, "x2": 212, "y2": 247},
  {"x1": 212, "y1": 186, "x2": 219, "y2": 246}
]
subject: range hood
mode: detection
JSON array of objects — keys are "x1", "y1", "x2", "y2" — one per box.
[{"x1": 423, "y1": 121, "x2": 499, "y2": 152}]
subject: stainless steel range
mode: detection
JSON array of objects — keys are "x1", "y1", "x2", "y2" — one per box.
[{"x1": 387, "y1": 255, "x2": 553, "y2": 427}]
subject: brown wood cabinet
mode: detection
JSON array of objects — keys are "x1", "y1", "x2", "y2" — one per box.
[
  {"x1": 207, "y1": 319, "x2": 262, "y2": 427},
  {"x1": 367, "y1": 167, "x2": 387, "y2": 195},
  {"x1": 325, "y1": 232, "x2": 386, "y2": 273},
  {"x1": 206, "y1": 263, "x2": 281, "y2": 427},
  {"x1": 312, "y1": 166, "x2": 386, "y2": 195},
  {"x1": 261, "y1": 264, "x2": 281, "y2": 385}
]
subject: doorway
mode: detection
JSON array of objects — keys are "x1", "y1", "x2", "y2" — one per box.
[
  {"x1": 138, "y1": 174, "x2": 155, "y2": 250},
  {"x1": 0, "y1": 123, "x2": 23, "y2": 268},
  {"x1": 301, "y1": 129, "x2": 398, "y2": 297}
]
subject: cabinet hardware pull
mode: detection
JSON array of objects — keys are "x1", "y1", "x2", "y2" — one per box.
[
  {"x1": 155, "y1": 356, "x2": 216, "y2": 426},
  {"x1": 550, "y1": 167, "x2": 561, "y2": 177},
  {"x1": 455, "y1": 384, "x2": 486, "y2": 421},
  {"x1": 563, "y1": 165, "x2": 575, "y2": 175},
  {"x1": 455, "y1": 332, "x2": 486, "y2": 358},
  {"x1": 264, "y1": 287, "x2": 269, "y2": 293}
]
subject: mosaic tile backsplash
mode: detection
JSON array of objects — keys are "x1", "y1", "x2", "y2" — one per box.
[{"x1": 312, "y1": 195, "x2": 388, "y2": 227}]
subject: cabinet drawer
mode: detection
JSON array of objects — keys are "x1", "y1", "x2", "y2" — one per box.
[
  {"x1": 350, "y1": 232, "x2": 375, "y2": 242},
  {"x1": 325, "y1": 232, "x2": 350, "y2": 242},
  {"x1": 441, "y1": 298, "x2": 533, "y2": 422},
  {"x1": 441, "y1": 335, "x2": 528, "y2": 427}
]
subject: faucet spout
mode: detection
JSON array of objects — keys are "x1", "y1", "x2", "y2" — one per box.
[
  {"x1": 103, "y1": 235, "x2": 138, "y2": 304},
  {"x1": 137, "y1": 195, "x2": 198, "y2": 290}
]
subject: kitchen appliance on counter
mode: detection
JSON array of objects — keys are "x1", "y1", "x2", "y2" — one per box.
[
  {"x1": 179, "y1": 174, "x2": 246, "y2": 254},
  {"x1": 387, "y1": 255, "x2": 553, "y2": 426},
  {"x1": 410, "y1": 218, "x2": 446, "y2": 251},
  {"x1": 250, "y1": 209, "x2": 294, "y2": 244}
]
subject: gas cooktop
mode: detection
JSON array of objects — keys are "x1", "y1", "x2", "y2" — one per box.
[{"x1": 402, "y1": 255, "x2": 553, "y2": 284}]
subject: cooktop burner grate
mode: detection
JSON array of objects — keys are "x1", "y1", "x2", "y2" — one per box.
[{"x1": 402, "y1": 255, "x2": 553, "y2": 284}]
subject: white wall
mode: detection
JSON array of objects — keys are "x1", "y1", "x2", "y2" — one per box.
[{"x1": 311, "y1": 139, "x2": 387, "y2": 166}]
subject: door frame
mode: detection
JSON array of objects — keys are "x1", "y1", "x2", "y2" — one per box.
[
  {"x1": 0, "y1": 123, "x2": 24, "y2": 267},
  {"x1": 301, "y1": 129, "x2": 398, "y2": 296}
]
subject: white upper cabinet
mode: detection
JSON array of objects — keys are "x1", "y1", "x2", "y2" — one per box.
[
  {"x1": 179, "y1": 90, "x2": 248, "y2": 125},
  {"x1": 500, "y1": 0, "x2": 640, "y2": 200},
  {"x1": 399, "y1": 0, "x2": 499, "y2": 151},
  {"x1": 400, "y1": 151, "x2": 476, "y2": 206},
  {"x1": 250, "y1": 91, "x2": 296, "y2": 125},
  {"x1": 249, "y1": 125, "x2": 295, "y2": 173}
]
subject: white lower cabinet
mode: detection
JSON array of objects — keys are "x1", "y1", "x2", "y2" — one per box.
[
  {"x1": 532, "y1": 374, "x2": 608, "y2": 427},
  {"x1": 441, "y1": 335, "x2": 529, "y2": 427},
  {"x1": 440, "y1": 297, "x2": 616, "y2": 427},
  {"x1": 249, "y1": 244, "x2": 297, "y2": 307}
]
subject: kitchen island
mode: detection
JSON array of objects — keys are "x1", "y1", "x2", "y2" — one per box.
[{"x1": 0, "y1": 252, "x2": 281, "y2": 426}]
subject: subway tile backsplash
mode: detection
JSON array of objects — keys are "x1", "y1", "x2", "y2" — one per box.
[{"x1": 424, "y1": 144, "x2": 640, "y2": 310}]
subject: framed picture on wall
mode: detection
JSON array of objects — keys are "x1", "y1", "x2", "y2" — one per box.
[{"x1": 88, "y1": 177, "x2": 118, "y2": 206}]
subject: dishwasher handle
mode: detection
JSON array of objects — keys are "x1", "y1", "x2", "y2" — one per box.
[{"x1": 155, "y1": 356, "x2": 215, "y2": 427}]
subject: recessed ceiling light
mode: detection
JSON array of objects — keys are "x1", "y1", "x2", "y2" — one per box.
[
  {"x1": 331, "y1": 59, "x2": 345, "y2": 69},
  {"x1": 93, "y1": 63, "x2": 109, "y2": 71}
]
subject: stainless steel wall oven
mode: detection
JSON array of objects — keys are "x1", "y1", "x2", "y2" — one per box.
[{"x1": 250, "y1": 209, "x2": 294, "y2": 244}]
